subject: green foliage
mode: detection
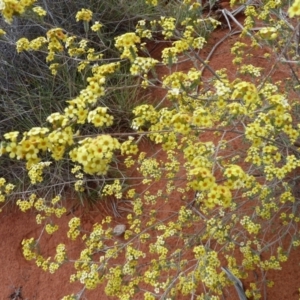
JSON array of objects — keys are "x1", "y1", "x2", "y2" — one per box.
[{"x1": 1, "y1": 0, "x2": 300, "y2": 299}]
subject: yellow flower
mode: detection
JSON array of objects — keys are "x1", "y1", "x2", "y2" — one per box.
[
  {"x1": 32, "y1": 6, "x2": 46, "y2": 16},
  {"x1": 258, "y1": 27, "x2": 278, "y2": 40},
  {"x1": 16, "y1": 37, "x2": 30, "y2": 52},
  {"x1": 4, "y1": 131, "x2": 19, "y2": 142},
  {"x1": 76, "y1": 8, "x2": 93, "y2": 22},
  {"x1": 91, "y1": 21, "x2": 102, "y2": 32},
  {"x1": 289, "y1": 0, "x2": 300, "y2": 17}
]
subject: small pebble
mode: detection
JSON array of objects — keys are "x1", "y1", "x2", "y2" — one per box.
[{"x1": 113, "y1": 224, "x2": 126, "y2": 236}]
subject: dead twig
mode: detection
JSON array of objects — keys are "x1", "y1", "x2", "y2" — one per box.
[{"x1": 9, "y1": 286, "x2": 23, "y2": 300}]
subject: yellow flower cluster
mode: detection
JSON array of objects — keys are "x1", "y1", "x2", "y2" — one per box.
[
  {"x1": 70, "y1": 166, "x2": 85, "y2": 191},
  {"x1": 191, "y1": 246, "x2": 225, "y2": 292},
  {"x1": 15, "y1": 37, "x2": 30, "y2": 52},
  {"x1": 0, "y1": 177, "x2": 15, "y2": 204},
  {"x1": 245, "y1": 282, "x2": 262, "y2": 300},
  {"x1": 48, "y1": 63, "x2": 60, "y2": 75},
  {"x1": 130, "y1": 57, "x2": 158, "y2": 76},
  {"x1": 16, "y1": 27, "x2": 66, "y2": 65},
  {"x1": 255, "y1": 197, "x2": 278, "y2": 219},
  {"x1": 45, "y1": 223, "x2": 59, "y2": 234},
  {"x1": 241, "y1": 5, "x2": 256, "y2": 36},
  {"x1": 46, "y1": 28, "x2": 67, "y2": 62},
  {"x1": 132, "y1": 104, "x2": 159, "y2": 130},
  {"x1": 171, "y1": 112, "x2": 191, "y2": 135},
  {"x1": 164, "y1": 150, "x2": 180, "y2": 178},
  {"x1": 91, "y1": 21, "x2": 102, "y2": 32},
  {"x1": 273, "y1": 155, "x2": 300, "y2": 180},
  {"x1": 67, "y1": 217, "x2": 81, "y2": 240},
  {"x1": 65, "y1": 36, "x2": 89, "y2": 59},
  {"x1": 231, "y1": 81, "x2": 261, "y2": 113},
  {"x1": 135, "y1": 19, "x2": 152, "y2": 39},
  {"x1": 214, "y1": 78, "x2": 232, "y2": 108},
  {"x1": 192, "y1": 107, "x2": 213, "y2": 128},
  {"x1": 257, "y1": 0, "x2": 282, "y2": 20},
  {"x1": 184, "y1": 140, "x2": 214, "y2": 164},
  {"x1": 44, "y1": 61, "x2": 118, "y2": 137},
  {"x1": 159, "y1": 17, "x2": 176, "y2": 39},
  {"x1": 3, "y1": 127, "x2": 50, "y2": 168},
  {"x1": 158, "y1": 16, "x2": 211, "y2": 64},
  {"x1": 22, "y1": 238, "x2": 37, "y2": 260},
  {"x1": 23, "y1": 237, "x2": 67, "y2": 274},
  {"x1": 69, "y1": 135, "x2": 120, "y2": 175},
  {"x1": 178, "y1": 206, "x2": 193, "y2": 224},
  {"x1": 240, "y1": 242, "x2": 261, "y2": 270},
  {"x1": 240, "y1": 216, "x2": 261, "y2": 235},
  {"x1": 238, "y1": 64, "x2": 263, "y2": 77},
  {"x1": 280, "y1": 190, "x2": 295, "y2": 203},
  {"x1": 32, "y1": 5, "x2": 46, "y2": 16},
  {"x1": 77, "y1": 263, "x2": 103, "y2": 289},
  {"x1": 231, "y1": 41, "x2": 247, "y2": 64},
  {"x1": 224, "y1": 164, "x2": 247, "y2": 189},
  {"x1": 161, "y1": 47, "x2": 178, "y2": 65},
  {"x1": 16, "y1": 193, "x2": 37, "y2": 212},
  {"x1": 54, "y1": 243, "x2": 67, "y2": 264},
  {"x1": 115, "y1": 32, "x2": 141, "y2": 60},
  {"x1": 259, "y1": 256, "x2": 282, "y2": 271},
  {"x1": 75, "y1": 8, "x2": 93, "y2": 22},
  {"x1": 101, "y1": 180, "x2": 122, "y2": 199},
  {"x1": 183, "y1": 23, "x2": 207, "y2": 48},
  {"x1": 87, "y1": 107, "x2": 114, "y2": 128},
  {"x1": 0, "y1": 0, "x2": 36, "y2": 23},
  {"x1": 177, "y1": 274, "x2": 197, "y2": 295},
  {"x1": 138, "y1": 157, "x2": 162, "y2": 181},
  {"x1": 258, "y1": 27, "x2": 278, "y2": 40},
  {"x1": 28, "y1": 161, "x2": 52, "y2": 184},
  {"x1": 161, "y1": 30, "x2": 205, "y2": 64},
  {"x1": 206, "y1": 185, "x2": 232, "y2": 209},
  {"x1": 189, "y1": 167, "x2": 215, "y2": 192},
  {"x1": 123, "y1": 244, "x2": 145, "y2": 275},
  {"x1": 17, "y1": 194, "x2": 66, "y2": 223},
  {"x1": 47, "y1": 127, "x2": 74, "y2": 161},
  {"x1": 248, "y1": 127, "x2": 272, "y2": 150},
  {"x1": 187, "y1": 164, "x2": 233, "y2": 210},
  {"x1": 74, "y1": 179, "x2": 84, "y2": 192},
  {"x1": 120, "y1": 136, "x2": 139, "y2": 155},
  {"x1": 105, "y1": 265, "x2": 141, "y2": 298},
  {"x1": 162, "y1": 69, "x2": 202, "y2": 101}
]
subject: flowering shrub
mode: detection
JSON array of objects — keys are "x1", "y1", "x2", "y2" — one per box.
[{"x1": 1, "y1": 0, "x2": 300, "y2": 299}]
